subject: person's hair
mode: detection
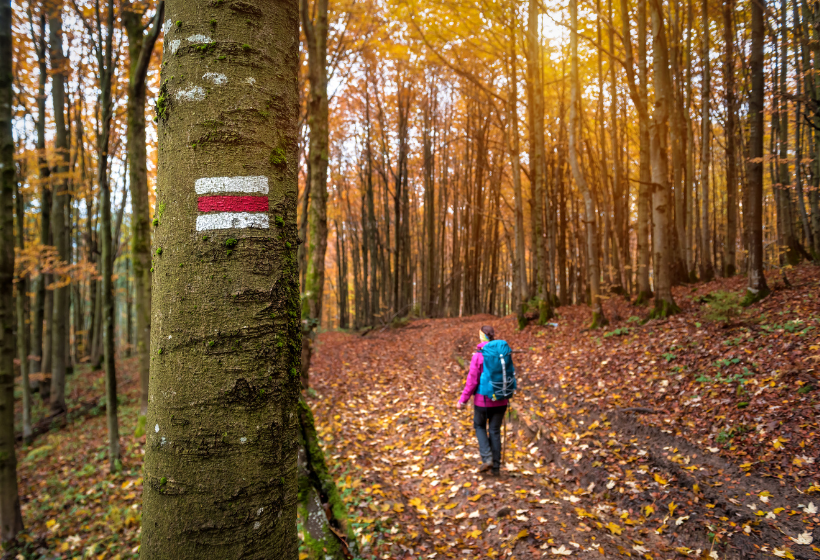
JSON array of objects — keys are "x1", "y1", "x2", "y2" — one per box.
[{"x1": 481, "y1": 325, "x2": 495, "y2": 340}]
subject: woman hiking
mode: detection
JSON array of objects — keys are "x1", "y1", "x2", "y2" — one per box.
[{"x1": 456, "y1": 325, "x2": 516, "y2": 476}]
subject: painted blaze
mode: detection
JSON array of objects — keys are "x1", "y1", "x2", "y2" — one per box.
[{"x1": 194, "y1": 176, "x2": 270, "y2": 231}]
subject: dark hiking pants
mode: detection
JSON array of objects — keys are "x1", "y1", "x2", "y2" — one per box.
[{"x1": 473, "y1": 404, "x2": 507, "y2": 470}]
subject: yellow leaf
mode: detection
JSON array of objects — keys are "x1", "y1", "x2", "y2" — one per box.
[
  {"x1": 444, "y1": 503, "x2": 457, "y2": 510},
  {"x1": 516, "y1": 529, "x2": 529, "y2": 540},
  {"x1": 605, "y1": 522, "x2": 623, "y2": 535},
  {"x1": 654, "y1": 473, "x2": 668, "y2": 486},
  {"x1": 466, "y1": 529, "x2": 482, "y2": 538},
  {"x1": 644, "y1": 504, "x2": 655, "y2": 517},
  {"x1": 668, "y1": 502, "x2": 678, "y2": 516},
  {"x1": 299, "y1": 553, "x2": 309, "y2": 560},
  {"x1": 46, "y1": 519, "x2": 56, "y2": 529},
  {"x1": 393, "y1": 503, "x2": 404, "y2": 513},
  {"x1": 468, "y1": 494, "x2": 482, "y2": 502}
]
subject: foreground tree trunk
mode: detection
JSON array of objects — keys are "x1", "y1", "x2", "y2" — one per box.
[
  {"x1": 125, "y1": 0, "x2": 164, "y2": 421},
  {"x1": 744, "y1": 0, "x2": 770, "y2": 304},
  {"x1": 0, "y1": 0, "x2": 25, "y2": 540},
  {"x1": 140, "y1": 0, "x2": 301, "y2": 555},
  {"x1": 300, "y1": 0, "x2": 329, "y2": 386},
  {"x1": 569, "y1": 0, "x2": 606, "y2": 328}
]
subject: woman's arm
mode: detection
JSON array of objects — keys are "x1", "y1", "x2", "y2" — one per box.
[{"x1": 458, "y1": 352, "x2": 483, "y2": 404}]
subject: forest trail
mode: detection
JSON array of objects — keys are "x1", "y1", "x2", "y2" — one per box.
[{"x1": 309, "y1": 266, "x2": 820, "y2": 560}]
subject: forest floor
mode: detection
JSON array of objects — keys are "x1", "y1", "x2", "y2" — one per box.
[
  {"x1": 308, "y1": 264, "x2": 820, "y2": 560},
  {"x1": 4, "y1": 264, "x2": 820, "y2": 560}
]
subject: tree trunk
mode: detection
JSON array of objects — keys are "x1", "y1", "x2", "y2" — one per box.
[
  {"x1": 636, "y1": 0, "x2": 652, "y2": 303},
  {"x1": 723, "y1": 0, "x2": 738, "y2": 276},
  {"x1": 15, "y1": 180, "x2": 32, "y2": 442},
  {"x1": 48, "y1": 2, "x2": 70, "y2": 416},
  {"x1": 0, "y1": 0, "x2": 25, "y2": 539},
  {"x1": 528, "y1": 0, "x2": 551, "y2": 322},
  {"x1": 300, "y1": 0, "x2": 329, "y2": 386},
  {"x1": 140, "y1": 0, "x2": 301, "y2": 555},
  {"x1": 125, "y1": 0, "x2": 164, "y2": 419},
  {"x1": 744, "y1": 0, "x2": 770, "y2": 304},
  {"x1": 507, "y1": 23, "x2": 529, "y2": 330},
  {"x1": 649, "y1": 0, "x2": 680, "y2": 317},
  {"x1": 570, "y1": 0, "x2": 607, "y2": 328},
  {"x1": 699, "y1": 0, "x2": 714, "y2": 281},
  {"x1": 777, "y1": 0, "x2": 802, "y2": 265}
]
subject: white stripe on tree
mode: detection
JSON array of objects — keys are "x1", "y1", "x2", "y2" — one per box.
[
  {"x1": 196, "y1": 213, "x2": 269, "y2": 231},
  {"x1": 194, "y1": 176, "x2": 269, "y2": 195}
]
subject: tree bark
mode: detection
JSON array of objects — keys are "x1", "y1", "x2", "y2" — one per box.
[
  {"x1": 0, "y1": 0, "x2": 25, "y2": 540},
  {"x1": 744, "y1": 0, "x2": 770, "y2": 303},
  {"x1": 723, "y1": 0, "x2": 738, "y2": 276},
  {"x1": 125, "y1": 0, "x2": 164, "y2": 419},
  {"x1": 777, "y1": 0, "x2": 802, "y2": 265},
  {"x1": 649, "y1": 0, "x2": 680, "y2": 317},
  {"x1": 570, "y1": 0, "x2": 607, "y2": 328},
  {"x1": 300, "y1": 0, "x2": 329, "y2": 386},
  {"x1": 140, "y1": 0, "x2": 301, "y2": 555},
  {"x1": 699, "y1": 0, "x2": 714, "y2": 281},
  {"x1": 15, "y1": 180, "x2": 31, "y2": 442},
  {"x1": 48, "y1": 1, "x2": 70, "y2": 417},
  {"x1": 527, "y1": 0, "x2": 551, "y2": 322}
]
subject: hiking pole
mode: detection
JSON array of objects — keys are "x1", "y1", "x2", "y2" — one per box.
[{"x1": 501, "y1": 408, "x2": 507, "y2": 468}]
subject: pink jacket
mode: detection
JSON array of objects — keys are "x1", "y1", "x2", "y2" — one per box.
[{"x1": 458, "y1": 342, "x2": 509, "y2": 408}]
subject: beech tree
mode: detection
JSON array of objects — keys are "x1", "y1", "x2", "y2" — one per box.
[
  {"x1": 0, "y1": 0, "x2": 24, "y2": 541},
  {"x1": 140, "y1": 0, "x2": 301, "y2": 555}
]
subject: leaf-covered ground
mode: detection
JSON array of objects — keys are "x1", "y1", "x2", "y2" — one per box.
[
  {"x1": 308, "y1": 265, "x2": 820, "y2": 559},
  {"x1": 5, "y1": 265, "x2": 820, "y2": 559}
]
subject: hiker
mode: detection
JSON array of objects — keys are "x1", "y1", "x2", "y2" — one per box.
[{"x1": 456, "y1": 325, "x2": 516, "y2": 476}]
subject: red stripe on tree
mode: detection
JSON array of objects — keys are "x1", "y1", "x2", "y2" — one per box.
[{"x1": 197, "y1": 195, "x2": 269, "y2": 213}]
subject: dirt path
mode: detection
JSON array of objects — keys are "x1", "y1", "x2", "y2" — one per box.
[{"x1": 308, "y1": 312, "x2": 820, "y2": 559}]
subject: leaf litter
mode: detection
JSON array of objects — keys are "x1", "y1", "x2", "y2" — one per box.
[
  {"x1": 6, "y1": 264, "x2": 820, "y2": 559},
  {"x1": 308, "y1": 265, "x2": 820, "y2": 559}
]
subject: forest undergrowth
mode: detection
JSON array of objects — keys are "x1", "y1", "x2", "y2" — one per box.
[{"x1": 4, "y1": 264, "x2": 820, "y2": 559}]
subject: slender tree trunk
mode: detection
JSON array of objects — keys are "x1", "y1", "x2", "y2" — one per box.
[
  {"x1": 744, "y1": 0, "x2": 770, "y2": 303},
  {"x1": 507, "y1": 22, "x2": 529, "y2": 329},
  {"x1": 528, "y1": 0, "x2": 551, "y2": 322},
  {"x1": 15, "y1": 180, "x2": 32, "y2": 442},
  {"x1": 808, "y1": 0, "x2": 820, "y2": 257},
  {"x1": 300, "y1": 0, "x2": 329, "y2": 386},
  {"x1": 0, "y1": 0, "x2": 25, "y2": 539},
  {"x1": 570, "y1": 0, "x2": 607, "y2": 328},
  {"x1": 125, "y1": 0, "x2": 163, "y2": 419},
  {"x1": 778, "y1": 0, "x2": 802, "y2": 265},
  {"x1": 793, "y1": 0, "x2": 814, "y2": 253},
  {"x1": 649, "y1": 0, "x2": 680, "y2": 317},
  {"x1": 684, "y1": 0, "x2": 695, "y2": 278},
  {"x1": 723, "y1": 0, "x2": 738, "y2": 275},
  {"x1": 48, "y1": 3, "x2": 70, "y2": 416},
  {"x1": 140, "y1": 0, "x2": 301, "y2": 555},
  {"x1": 699, "y1": 0, "x2": 714, "y2": 281}
]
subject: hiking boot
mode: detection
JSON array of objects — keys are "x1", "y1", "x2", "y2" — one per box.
[
  {"x1": 491, "y1": 468, "x2": 501, "y2": 477},
  {"x1": 478, "y1": 462, "x2": 492, "y2": 473}
]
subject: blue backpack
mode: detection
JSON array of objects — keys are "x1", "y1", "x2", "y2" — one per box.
[{"x1": 478, "y1": 340, "x2": 516, "y2": 401}]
